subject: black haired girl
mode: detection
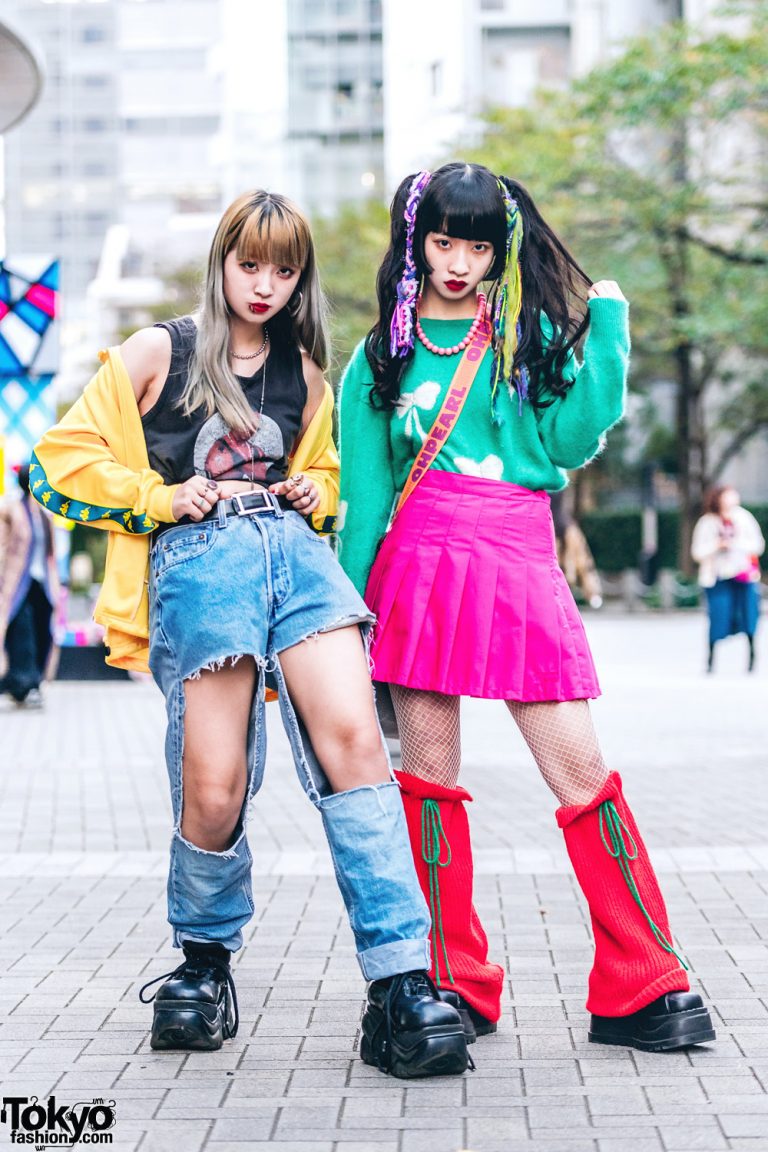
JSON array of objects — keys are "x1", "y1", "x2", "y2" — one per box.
[{"x1": 338, "y1": 161, "x2": 716, "y2": 1052}]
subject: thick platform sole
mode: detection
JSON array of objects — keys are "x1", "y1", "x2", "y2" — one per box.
[
  {"x1": 439, "y1": 992, "x2": 498, "y2": 1042},
  {"x1": 589, "y1": 1005, "x2": 716, "y2": 1053},
  {"x1": 150, "y1": 1001, "x2": 224, "y2": 1051},
  {"x1": 471, "y1": 1015, "x2": 498, "y2": 1038},
  {"x1": 360, "y1": 1018, "x2": 469, "y2": 1078}
]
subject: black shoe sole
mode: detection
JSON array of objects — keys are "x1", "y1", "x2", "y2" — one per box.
[
  {"x1": 455, "y1": 1007, "x2": 477, "y2": 1044},
  {"x1": 471, "y1": 1017, "x2": 498, "y2": 1038},
  {"x1": 360, "y1": 1020, "x2": 469, "y2": 1078},
  {"x1": 438, "y1": 991, "x2": 497, "y2": 1042},
  {"x1": 150, "y1": 1002, "x2": 225, "y2": 1051},
  {"x1": 589, "y1": 1006, "x2": 716, "y2": 1053}
]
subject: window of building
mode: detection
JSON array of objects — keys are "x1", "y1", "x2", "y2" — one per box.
[{"x1": 81, "y1": 26, "x2": 107, "y2": 44}]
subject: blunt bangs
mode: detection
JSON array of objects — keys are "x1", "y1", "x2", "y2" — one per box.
[
  {"x1": 416, "y1": 165, "x2": 507, "y2": 272},
  {"x1": 234, "y1": 198, "x2": 311, "y2": 270}
]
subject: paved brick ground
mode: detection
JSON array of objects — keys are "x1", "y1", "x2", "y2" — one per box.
[{"x1": 0, "y1": 610, "x2": 766, "y2": 1152}]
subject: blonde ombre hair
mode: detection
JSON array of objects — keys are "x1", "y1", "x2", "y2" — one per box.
[{"x1": 182, "y1": 190, "x2": 329, "y2": 436}]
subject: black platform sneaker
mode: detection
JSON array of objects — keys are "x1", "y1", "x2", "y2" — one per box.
[
  {"x1": 589, "y1": 991, "x2": 716, "y2": 1052},
  {"x1": 139, "y1": 942, "x2": 239, "y2": 1051},
  {"x1": 439, "y1": 989, "x2": 498, "y2": 1042},
  {"x1": 361, "y1": 970, "x2": 472, "y2": 1078}
]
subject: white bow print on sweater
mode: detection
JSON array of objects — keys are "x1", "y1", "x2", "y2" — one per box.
[{"x1": 396, "y1": 381, "x2": 441, "y2": 443}]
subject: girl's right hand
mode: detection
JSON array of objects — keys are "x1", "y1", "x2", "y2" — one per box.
[
  {"x1": 588, "y1": 280, "x2": 626, "y2": 301},
  {"x1": 172, "y1": 477, "x2": 220, "y2": 522}
]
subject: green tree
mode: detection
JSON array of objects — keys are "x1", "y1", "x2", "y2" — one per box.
[
  {"x1": 471, "y1": 0, "x2": 768, "y2": 573},
  {"x1": 312, "y1": 200, "x2": 390, "y2": 386}
]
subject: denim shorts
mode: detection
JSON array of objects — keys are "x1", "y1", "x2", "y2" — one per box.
[{"x1": 148, "y1": 505, "x2": 374, "y2": 807}]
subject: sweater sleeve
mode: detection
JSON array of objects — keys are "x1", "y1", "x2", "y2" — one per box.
[
  {"x1": 30, "y1": 354, "x2": 177, "y2": 533},
  {"x1": 337, "y1": 341, "x2": 397, "y2": 599},
  {"x1": 534, "y1": 297, "x2": 630, "y2": 470}
]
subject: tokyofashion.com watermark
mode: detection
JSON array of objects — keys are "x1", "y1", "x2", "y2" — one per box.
[{"x1": 0, "y1": 1096, "x2": 116, "y2": 1146}]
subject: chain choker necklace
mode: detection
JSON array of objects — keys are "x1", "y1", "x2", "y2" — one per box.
[
  {"x1": 229, "y1": 331, "x2": 268, "y2": 360},
  {"x1": 415, "y1": 293, "x2": 487, "y2": 356}
]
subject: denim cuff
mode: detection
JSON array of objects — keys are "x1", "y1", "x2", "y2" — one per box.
[{"x1": 357, "y1": 937, "x2": 431, "y2": 981}]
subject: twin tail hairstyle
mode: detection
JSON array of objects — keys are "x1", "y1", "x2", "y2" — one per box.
[{"x1": 365, "y1": 161, "x2": 594, "y2": 419}]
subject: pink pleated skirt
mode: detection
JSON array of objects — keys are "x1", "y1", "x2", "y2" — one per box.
[{"x1": 365, "y1": 471, "x2": 601, "y2": 701}]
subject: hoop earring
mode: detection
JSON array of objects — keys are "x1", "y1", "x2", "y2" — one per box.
[{"x1": 288, "y1": 290, "x2": 303, "y2": 317}]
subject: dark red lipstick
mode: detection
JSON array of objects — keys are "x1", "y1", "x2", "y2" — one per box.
[
  {"x1": 445, "y1": 280, "x2": 468, "y2": 292},
  {"x1": 249, "y1": 302, "x2": 270, "y2": 314}
]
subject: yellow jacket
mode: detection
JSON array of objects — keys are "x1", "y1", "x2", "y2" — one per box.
[{"x1": 31, "y1": 346, "x2": 339, "y2": 672}]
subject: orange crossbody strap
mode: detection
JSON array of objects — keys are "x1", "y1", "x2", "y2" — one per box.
[{"x1": 395, "y1": 316, "x2": 492, "y2": 518}]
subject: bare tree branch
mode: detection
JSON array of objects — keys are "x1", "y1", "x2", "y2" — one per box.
[
  {"x1": 710, "y1": 421, "x2": 768, "y2": 481},
  {"x1": 685, "y1": 234, "x2": 768, "y2": 265}
]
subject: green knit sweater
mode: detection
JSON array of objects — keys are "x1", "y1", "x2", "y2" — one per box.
[{"x1": 337, "y1": 297, "x2": 630, "y2": 597}]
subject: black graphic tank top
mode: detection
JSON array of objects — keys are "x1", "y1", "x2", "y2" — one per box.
[{"x1": 142, "y1": 316, "x2": 307, "y2": 488}]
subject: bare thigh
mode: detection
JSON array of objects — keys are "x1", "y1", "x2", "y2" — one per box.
[{"x1": 182, "y1": 658, "x2": 257, "y2": 849}]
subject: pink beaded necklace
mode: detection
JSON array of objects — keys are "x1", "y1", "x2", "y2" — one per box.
[{"x1": 415, "y1": 292, "x2": 487, "y2": 357}]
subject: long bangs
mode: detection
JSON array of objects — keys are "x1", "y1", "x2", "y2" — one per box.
[
  {"x1": 233, "y1": 196, "x2": 311, "y2": 270},
  {"x1": 416, "y1": 165, "x2": 507, "y2": 270}
]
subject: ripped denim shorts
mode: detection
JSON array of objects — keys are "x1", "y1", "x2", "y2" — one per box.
[{"x1": 147, "y1": 505, "x2": 376, "y2": 950}]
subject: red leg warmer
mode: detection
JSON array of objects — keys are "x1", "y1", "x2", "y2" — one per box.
[
  {"x1": 557, "y1": 771, "x2": 690, "y2": 1016},
  {"x1": 395, "y1": 770, "x2": 504, "y2": 1023}
]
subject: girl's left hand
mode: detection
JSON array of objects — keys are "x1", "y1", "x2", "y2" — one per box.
[
  {"x1": 588, "y1": 280, "x2": 626, "y2": 301},
  {"x1": 270, "y1": 473, "x2": 320, "y2": 517}
]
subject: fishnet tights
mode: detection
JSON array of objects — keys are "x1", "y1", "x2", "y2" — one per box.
[
  {"x1": 505, "y1": 699, "x2": 609, "y2": 805},
  {"x1": 390, "y1": 686, "x2": 462, "y2": 788},
  {"x1": 390, "y1": 686, "x2": 609, "y2": 806}
]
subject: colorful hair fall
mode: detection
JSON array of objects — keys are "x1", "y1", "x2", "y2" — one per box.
[
  {"x1": 390, "y1": 170, "x2": 432, "y2": 357},
  {"x1": 491, "y1": 179, "x2": 529, "y2": 423}
]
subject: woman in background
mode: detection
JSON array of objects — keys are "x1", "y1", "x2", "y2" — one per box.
[
  {"x1": 0, "y1": 461, "x2": 59, "y2": 707},
  {"x1": 692, "y1": 485, "x2": 764, "y2": 672}
]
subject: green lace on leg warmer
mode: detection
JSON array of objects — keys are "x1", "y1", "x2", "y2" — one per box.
[
  {"x1": 599, "y1": 799, "x2": 688, "y2": 971},
  {"x1": 421, "y1": 798, "x2": 454, "y2": 987}
]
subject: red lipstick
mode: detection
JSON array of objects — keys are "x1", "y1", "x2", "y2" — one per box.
[
  {"x1": 445, "y1": 280, "x2": 468, "y2": 292},
  {"x1": 249, "y1": 302, "x2": 270, "y2": 314}
]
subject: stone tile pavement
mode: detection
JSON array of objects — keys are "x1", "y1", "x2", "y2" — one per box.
[{"x1": 0, "y1": 611, "x2": 766, "y2": 1152}]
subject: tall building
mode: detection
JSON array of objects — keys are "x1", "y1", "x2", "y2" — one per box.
[
  {"x1": 3, "y1": 0, "x2": 118, "y2": 306},
  {"x1": 383, "y1": 0, "x2": 683, "y2": 190},
  {"x1": 286, "y1": 0, "x2": 384, "y2": 214}
]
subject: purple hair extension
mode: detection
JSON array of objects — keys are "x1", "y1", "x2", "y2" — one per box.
[{"x1": 390, "y1": 170, "x2": 432, "y2": 357}]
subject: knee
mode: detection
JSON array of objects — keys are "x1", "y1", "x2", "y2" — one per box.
[
  {"x1": 182, "y1": 763, "x2": 246, "y2": 841},
  {"x1": 317, "y1": 716, "x2": 384, "y2": 768}
]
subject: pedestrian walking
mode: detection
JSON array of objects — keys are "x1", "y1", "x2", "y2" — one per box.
[
  {"x1": 692, "y1": 485, "x2": 764, "y2": 673},
  {"x1": 0, "y1": 462, "x2": 59, "y2": 707},
  {"x1": 338, "y1": 161, "x2": 716, "y2": 1051},
  {"x1": 30, "y1": 190, "x2": 470, "y2": 1078}
]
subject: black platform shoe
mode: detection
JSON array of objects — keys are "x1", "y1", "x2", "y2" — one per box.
[
  {"x1": 589, "y1": 991, "x2": 716, "y2": 1052},
  {"x1": 361, "y1": 971, "x2": 472, "y2": 1078},
  {"x1": 139, "y1": 942, "x2": 239, "y2": 1051},
  {"x1": 438, "y1": 989, "x2": 498, "y2": 1042}
]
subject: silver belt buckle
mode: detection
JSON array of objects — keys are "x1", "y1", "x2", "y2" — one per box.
[{"x1": 231, "y1": 490, "x2": 278, "y2": 517}]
